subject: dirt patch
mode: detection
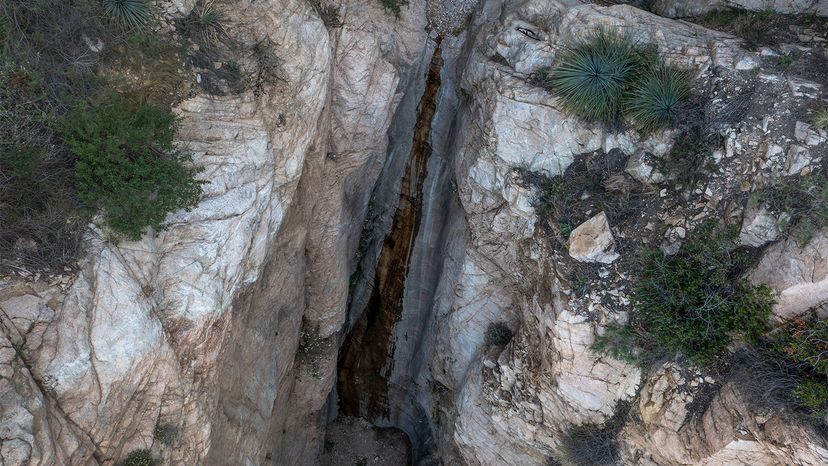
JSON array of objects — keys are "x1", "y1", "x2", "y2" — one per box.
[{"x1": 322, "y1": 417, "x2": 411, "y2": 466}]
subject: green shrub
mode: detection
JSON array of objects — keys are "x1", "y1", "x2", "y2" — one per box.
[
  {"x1": 813, "y1": 107, "x2": 828, "y2": 131},
  {"x1": 626, "y1": 65, "x2": 690, "y2": 132},
  {"x1": 793, "y1": 380, "x2": 828, "y2": 416},
  {"x1": 772, "y1": 312, "x2": 828, "y2": 374},
  {"x1": 61, "y1": 94, "x2": 204, "y2": 240},
  {"x1": 102, "y1": 0, "x2": 151, "y2": 29},
  {"x1": 592, "y1": 323, "x2": 640, "y2": 364},
  {"x1": 542, "y1": 29, "x2": 639, "y2": 124},
  {"x1": 635, "y1": 221, "x2": 774, "y2": 364},
  {"x1": 485, "y1": 322, "x2": 514, "y2": 346},
  {"x1": 123, "y1": 449, "x2": 154, "y2": 466}
]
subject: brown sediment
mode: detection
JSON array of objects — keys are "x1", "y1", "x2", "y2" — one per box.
[{"x1": 337, "y1": 40, "x2": 443, "y2": 418}]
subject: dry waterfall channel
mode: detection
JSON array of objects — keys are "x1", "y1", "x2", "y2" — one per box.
[
  {"x1": 3, "y1": 0, "x2": 828, "y2": 465},
  {"x1": 334, "y1": 32, "x2": 461, "y2": 462}
]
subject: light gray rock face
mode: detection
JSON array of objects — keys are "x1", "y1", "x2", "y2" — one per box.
[
  {"x1": 0, "y1": 0, "x2": 428, "y2": 464},
  {"x1": 739, "y1": 205, "x2": 787, "y2": 247},
  {"x1": 3, "y1": 0, "x2": 828, "y2": 464},
  {"x1": 651, "y1": 0, "x2": 828, "y2": 17},
  {"x1": 752, "y1": 230, "x2": 828, "y2": 319},
  {"x1": 411, "y1": 0, "x2": 828, "y2": 465}
]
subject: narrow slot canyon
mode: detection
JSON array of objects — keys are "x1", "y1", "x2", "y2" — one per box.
[{"x1": 334, "y1": 38, "x2": 444, "y2": 460}]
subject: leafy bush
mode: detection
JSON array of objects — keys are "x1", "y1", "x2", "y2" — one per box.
[
  {"x1": 736, "y1": 311, "x2": 828, "y2": 427},
  {"x1": 626, "y1": 66, "x2": 690, "y2": 132},
  {"x1": 772, "y1": 312, "x2": 828, "y2": 374},
  {"x1": 102, "y1": 0, "x2": 151, "y2": 29},
  {"x1": 542, "y1": 29, "x2": 639, "y2": 124},
  {"x1": 485, "y1": 322, "x2": 514, "y2": 346},
  {"x1": 61, "y1": 94, "x2": 204, "y2": 240},
  {"x1": 793, "y1": 380, "x2": 828, "y2": 417},
  {"x1": 592, "y1": 323, "x2": 640, "y2": 364},
  {"x1": 123, "y1": 449, "x2": 154, "y2": 466},
  {"x1": 635, "y1": 221, "x2": 774, "y2": 364}
]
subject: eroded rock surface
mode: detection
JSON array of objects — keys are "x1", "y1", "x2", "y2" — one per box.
[{"x1": 2, "y1": 0, "x2": 828, "y2": 465}]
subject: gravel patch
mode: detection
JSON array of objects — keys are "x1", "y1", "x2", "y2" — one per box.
[
  {"x1": 427, "y1": 0, "x2": 480, "y2": 35},
  {"x1": 321, "y1": 416, "x2": 410, "y2": 466}
]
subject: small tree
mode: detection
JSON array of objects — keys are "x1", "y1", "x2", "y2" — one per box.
[{"x1": 61, "y1": 94, "x2": 204, "y2": 240}]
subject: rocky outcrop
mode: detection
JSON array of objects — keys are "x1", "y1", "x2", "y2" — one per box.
[
  {"x1": 752, "y1": 230, "x2": 828, "y2": 319},
  {"x1": 622, "y1": 362, "x2": 828, "y2": 466},
  {"x1": 651, "y1": 0, "x2": 828, "y2": 18},
  {"x1": 408, "y1": 0, "x2": 828, "y2": 464},
  {"x1": 0, "y1": 0, "x2": 428, "y2": 463},
  {"x1": 568, "y1": 212, "x2": 620, "y2": 264}
]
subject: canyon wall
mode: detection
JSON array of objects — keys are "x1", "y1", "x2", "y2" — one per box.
[{"x1": 2, "y1": 0, "x2": 828, "y2": 465}]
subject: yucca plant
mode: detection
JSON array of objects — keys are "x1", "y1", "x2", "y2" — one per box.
[
  {"x1": 626, "y1": 65, "x2": 690, "y2": 132},
  {"x1": 544, "y1": 29, "x2": 638, "y2": 124},
  {"x1": 102, "y1": 0, "x2": 150, "y2": 29},
  {"x1": 186, "y1": 0, "x2": 226, "y2": 44}
]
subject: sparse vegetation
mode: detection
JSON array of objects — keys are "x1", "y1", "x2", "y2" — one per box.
[
  {"x1": 183, "y1": 0, "x2": 226, "y2": 45},
  {"x1": 758, "y1": 174, "x2": 828, "y2": 245},
  {"x1": 626, "y1": 66, "x2": 690, "y2": 132},
  {"x1": 634, "y1": 221, "x2": 774, "y2": 364},
  {"x1": 695, "y1": 8, "x2": 776, "y2": 49},
  {"x1": 485, "y1": 322, "x2": 514, "y2": 346},
  {"x1": 60, "y1": 94, "x2": 204, "y2": 240},
  {"x1": 379, "y1": 0, "x2": 408, "y2": 18},
  {"x1": 592, "y1": 323, "x2": 640, "y2": 364},
  {"x1": 153, "y1": 423, "x2": 179, "y2": 446},
  {"x1": 123, "y1": 449, "x2": 154, "y2": 466},
  {"x1": 102, "y1": 0, "x2": 151, "y2": 29},
  {"x1": 814, "y1": 108, "x2": 828, "y2": 131},
  {"x1": 311, "y1": 0, "x2": 343, "y2": 28},
  {"x1": 556, "y1": 402, "x2": 628, "y2": 466}
]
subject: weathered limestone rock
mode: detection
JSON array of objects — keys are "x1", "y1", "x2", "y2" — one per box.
[
  {"x1": 739, "y1": 205, "x2": 787, "y2": 247},
  {"x1": 622, "y1": 362, "x2": 828, "y2": 466},
  {"x1": 626, "y1": 150, "x2": 666, "y2": 184},
  {"x1": 651, "y1": 0, "x2": 828, "y2": 18},
  {"x1": 751, "y1": 229, "x2": 828, "y2": 318},
  {"x1": 0, "y1": 0, "x2": 428, "y2": 463},
  {"x1": 568, "y1": 212, "x2": 620, "y2": 264}
]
